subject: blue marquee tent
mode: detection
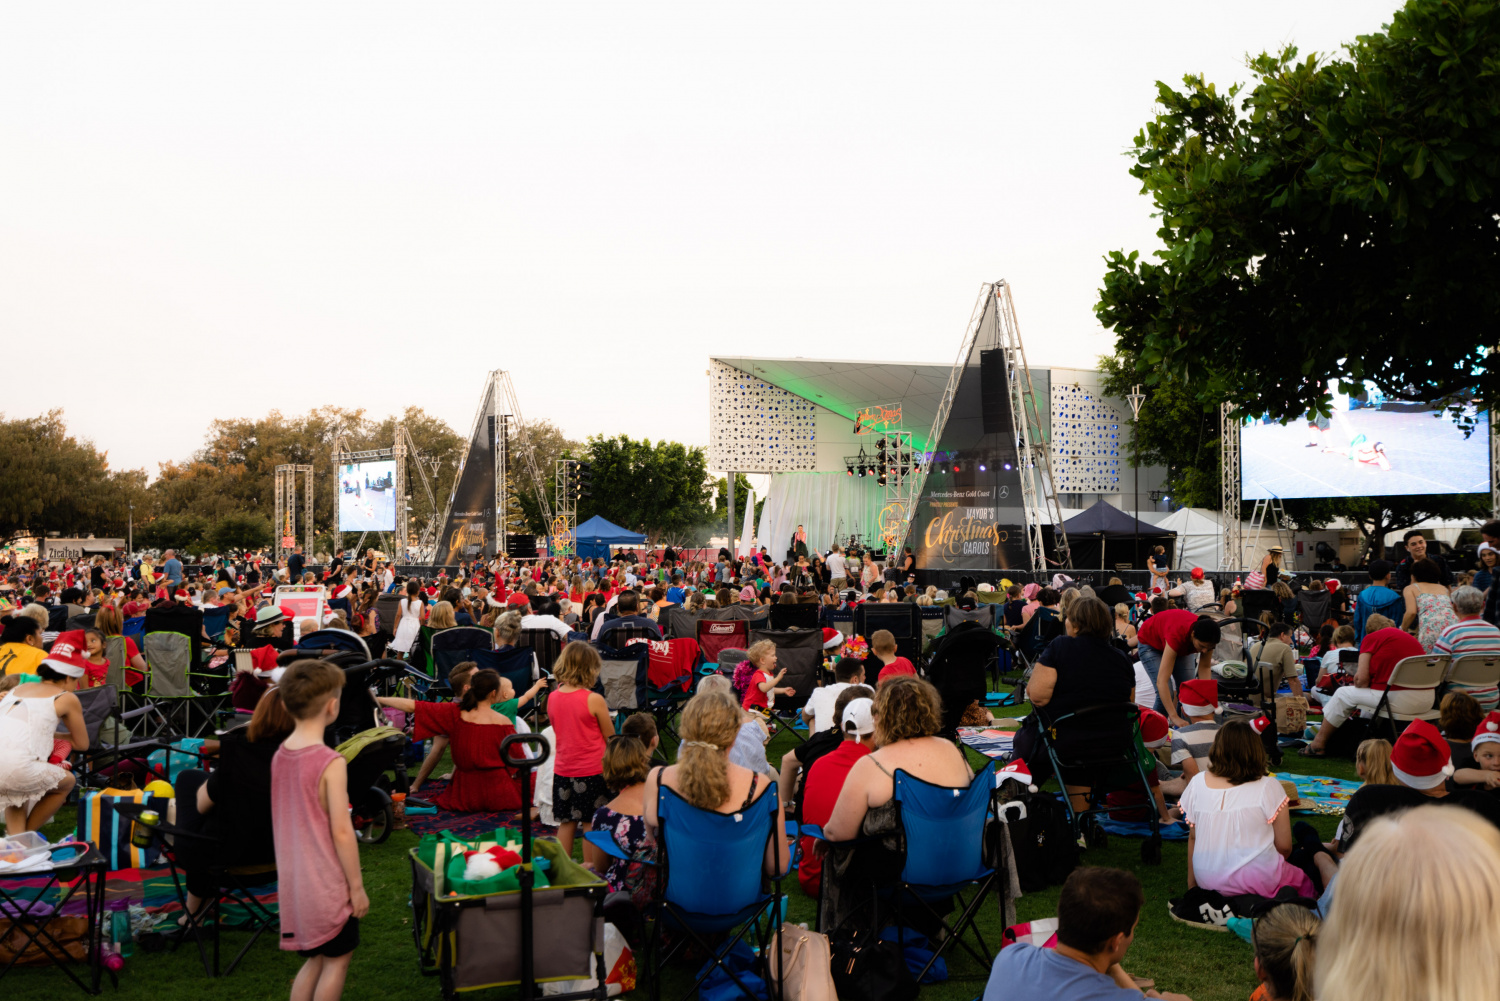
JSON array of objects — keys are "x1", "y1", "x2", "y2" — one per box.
[{"x1": 571, "y1": 515, "x2": 647, "y2": 561}]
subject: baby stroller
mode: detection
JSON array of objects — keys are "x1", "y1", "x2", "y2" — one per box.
[{"x1": 329, "y1": 658, "x2": 427, "y2": 843}]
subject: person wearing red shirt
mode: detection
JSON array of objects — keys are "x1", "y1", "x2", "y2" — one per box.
[
  {"x1": 797, "y1": 690, "x2": 875, "y2": 897},
  {"x1": 865, "y1": 629, "x2": 917, "y2": 685},
  {"x1": 1302, "y1": 615, "x2": 1432, "y2": 756},
  {"x1": 1137, "y1": 607, "x2": 1221, "y2": 726}
]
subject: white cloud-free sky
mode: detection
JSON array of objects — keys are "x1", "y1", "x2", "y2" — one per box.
[{"x1": 1, "y1": 2, "x2": 1402, "y2": 476}]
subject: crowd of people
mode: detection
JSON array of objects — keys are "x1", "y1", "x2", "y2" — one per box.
[{"x1": 4, "y1": 522, "x2": 1500, "y2": 1000}]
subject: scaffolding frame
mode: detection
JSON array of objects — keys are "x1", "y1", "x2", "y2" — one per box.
[
  {"x1": 1220, "y1": 402, "x2": 1243, "y2": 570},
  {"x1": 273, "y1": 464, "x2": 314, "y2": 562}
]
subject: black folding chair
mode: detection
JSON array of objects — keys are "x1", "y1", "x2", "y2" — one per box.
[{"x1": 1036, "y1": 702, "x2": 1162, "y2": 864}]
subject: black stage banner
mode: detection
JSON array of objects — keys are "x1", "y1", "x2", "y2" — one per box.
[{"x1": 436, "y1": 414, "x2": 496, "y2": 565}]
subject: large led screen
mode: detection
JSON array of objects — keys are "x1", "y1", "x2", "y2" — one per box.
[
  {"x1": 338, "y1": 460, "x2": 397, "y2": 531},
  {"x1": 1242, "y1": 382, "x2": 1488, "y2": 500}
]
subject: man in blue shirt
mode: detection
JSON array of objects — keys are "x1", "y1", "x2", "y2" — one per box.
[
  {"x1": 162, "y1": 549, "x2": 183, "y2": 588},
  {"x1": 1353, "y1": 559, "x2": 1404, "y2": 642},
  {"x1": 983, "y1": 867, "x2": 1189, "y2": 1001},
  {"x1": 665, "y1": 575, "x2": 686, "y2": 606}
]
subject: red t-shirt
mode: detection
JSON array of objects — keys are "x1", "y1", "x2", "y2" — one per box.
[
  {"x1": 1137, "y1": 608, "x2": 1199, "y2": 655},
  {"x1": 742, "y1": 670, "x2": 772, "y2": 710},
  {"x1": 797, "y1": 741, "x2": 872, "y2": 896},
  {"x1": 876, "y1": 657, "x2": 917, "y2": 685},
  {"x1": 1360, "y1": 627, "x2": 1425, "y2": 690}
]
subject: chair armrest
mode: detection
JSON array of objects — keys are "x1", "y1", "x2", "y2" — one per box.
[
  {"x1": 583, "y1": 829, "x2": 636, "y2": 862},
  {"x1": 119, "y1": 705, "x2": 156, "y2": 721}
]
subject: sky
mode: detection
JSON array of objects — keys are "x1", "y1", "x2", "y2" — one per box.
[{"x1": 0, "y1": 2, "x2": 1405, "y2": 478}]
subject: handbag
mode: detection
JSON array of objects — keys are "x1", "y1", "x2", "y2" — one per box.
[
  {"x1": 1275, "y1": 694, "x2": 1309, "y2": 735},
  {"x1": 770, "y1": 923, "x2": 836, "y2": 1001},
  {"x1": 830, "y1": 926, "x2": 917, "y2": 1001}
]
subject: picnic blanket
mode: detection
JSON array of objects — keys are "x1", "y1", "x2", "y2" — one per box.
[
  {"x1": 958, "y1": 727, "x2": 1016, "y2": 760},
  {"x1": 1274, "y1": 771, "x2": 1357, "y2": 816},
  {"x1": 407, "y1": 779, "x2": 559, "y2": 840},
  {"x1": 1098, "y1": 817, "x2": 1190, "y2": 841},
  {"x1": 1, "y1": 865, "x2": 277, "y2": 917}
]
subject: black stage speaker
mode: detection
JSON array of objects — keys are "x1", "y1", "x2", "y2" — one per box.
[{"x1": 980, "y1": 349, "x2": 1006, "y2": 433}]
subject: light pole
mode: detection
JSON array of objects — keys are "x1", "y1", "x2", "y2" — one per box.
[
  {"x1": 1126, "y1": 385, "x2": 1147, "y2": 579},
  {"x1": 127, "y1": 503, "x2": 134, "y2": 559}
]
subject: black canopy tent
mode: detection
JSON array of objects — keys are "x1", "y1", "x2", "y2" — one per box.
[{"x1": 1059, "y1": 500, "x2": 1177, "y2": 573}]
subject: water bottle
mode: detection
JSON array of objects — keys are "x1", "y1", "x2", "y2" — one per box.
[{"x1": 110, "y1": 908, "x2": 133, "y2": 958}]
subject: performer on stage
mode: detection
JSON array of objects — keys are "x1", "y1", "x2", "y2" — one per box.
[{"x1": 789, "y1": 524, "x2": 808, "y2": 560}]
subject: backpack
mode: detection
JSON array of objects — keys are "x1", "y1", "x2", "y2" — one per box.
[{"x1": 999, "y1": 790, "x2": 1079, "y2": 892}]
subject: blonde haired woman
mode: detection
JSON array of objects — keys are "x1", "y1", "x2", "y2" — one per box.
[
  {"x1": 1317, "y1": 805, "x2": 1500, "y2": 1001},
  {"x1": 643, "y1": 690, "x2": 787, "y2": 876},
  {"x1": 427, "y1": 601, "x2": 457, "y2": 631}
]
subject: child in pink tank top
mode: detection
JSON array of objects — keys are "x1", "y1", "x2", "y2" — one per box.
[
  {"x1": 550, "y1": 642, "x2": 614, "y2": 858},
  {"x1": 272, "y1": 660, "x2": 368, "y2": 1001}
]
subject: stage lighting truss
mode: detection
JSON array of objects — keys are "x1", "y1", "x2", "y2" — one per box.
[{"x1": 553, "y1": 458, "x2": 591, "y2": 556}]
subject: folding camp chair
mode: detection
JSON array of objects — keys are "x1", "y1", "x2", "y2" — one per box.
[
  {"x1": 1036, "y1": 702, "x2": 1162, "y2": 864},
  {"x1": 696, "y1": 618, "x2": 749, "y2": 665},
  {"x1": 1371, "y1": 654, "x2": 1449, "y2": 734},
  {"x1": 430, "y1": 626, "x2": 494, "y2": 681},
  {"x1": 649, "y1": 782, "x2": 784, "y2": 1001},
  {"x1": 1445, "y1": 653, "x2": 1500, "y2": 704},
  {"x1": 598, "y1": 648, "x2": 645, "y2": 721},
  {"x1": 799, "y1": 762, "x2": 1001, "y2": 981},
  {"x1": 295, "y1": 628, "x2": 373, "y2": 661},
  {"x1": 143, "y1": 631, "x2": 228, "y2": 738},
  {"x1": 855, "y1": 602, "x2": 924, "y2": 666},
  {"x1": 747, "y1": 627, "x2": 822, "y2": 743},
  {"x1": 768, "y1": 603, "x2": 819, "y2": 632},
  {"x1": 634, "y1": 638, "x2": 701, "y2": 745},
  {"x1": 518, "y1": 627, "x2": 565, "y2": 677},
  {"x1": 70, "y1": 685, "x2": 171, "y2": 791},
  {"x1": 201, "y1": 606, "x2": 232, "y2": 646},
  {"x1": 472, "y1": 647, "x2": 544, "y2": 726},
  {"x1": 122, "y1": 615, "x2": 146, "y2": 643},
  {"x1": 373, "y1": 593, "x2": 402, "y2": 636},
  {"x1": 113, "y1": 802, "x2": 278, "y2": 977}
]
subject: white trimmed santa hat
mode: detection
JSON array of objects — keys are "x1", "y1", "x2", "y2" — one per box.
[
  {"x1": 1137, "y1": 707, "x2": 1170, "y2": 748},
  {"x1": 1178, "y1": 679, "x2": 1220, "y2": 717},
  {"x1": 1391, "y1": 719, "x2": 1454, "y2": 790},
  {"x1": 1473, "y1": 711, "x2": 1500, "y2": 750},
  {"x1": 821, "y1": 627, "x2": 844, "y2": 651},
  {"x1": 997, "y1": 760, "x2": 1038, "y2": 793}
]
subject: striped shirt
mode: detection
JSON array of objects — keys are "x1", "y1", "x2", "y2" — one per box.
[
  {"x1": 1433, "y1": 618, "x2": 1500, "y2": 710},
  {"x1": 1170, "y1": 720, "x2": 1220, "y2": 771}
]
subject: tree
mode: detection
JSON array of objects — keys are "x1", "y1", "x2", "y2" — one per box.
[
  {"x1": 1098, "y1": 352, "x2": 1222, "y2": 510},
  {"x1": 1097, "y1": 1, "x2": 1500, "y2": 425},
  {"x1": 1280, "y1": 493, "x2": 1490, "y2": 561},
  {"x1": 0, "y1": 411, "x2": 141, "y2": 538},
  {"x1": 136, "y1": 513, "x2": 213, "y2": 555},
  {"x1": 581, "y1": 435, "x2": 714, "y2": 544},
  {"x1": 210, "y1": 513, "x2": 273, "y2": 555}
]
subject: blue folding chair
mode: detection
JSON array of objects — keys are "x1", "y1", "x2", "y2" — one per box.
[
  {"x1": 887, "y1": 762, "x2": 999, "y2": 980},
  {"x1": 201, "y1": 605, "x2": 232, "y2": 646},
  {"x1": 123, "y1": 615, "x2": 146, "y2": 642},
  {"x1": 472, "y1": 647, "x2": 543, "y2": 722},
  {"x1": 430, "y1": 626, "x2": 494, "y2": 680},
  {"x1": 803, "y1": 761, "x2": 999, "y2": 982},
  {"x1": 650, "y1": 783, "x2": 785, "y2": 1001}
]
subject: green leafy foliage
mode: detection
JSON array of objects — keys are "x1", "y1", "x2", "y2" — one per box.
[
  {"x1": 0, "y1": 411, "x2": 147, "y2": 539},
  {"x1": 1097, "y1": 0, "x2": 1500, "y2": 424},
  {"x1": 1099, "y1": 353, "x2": 1223, "y2": 509},
  {"x1": 581, "y1": 435, "x2": 715, "y2": 544},
  {"x1": 1280, "y1": 492, "x2": 1489, "y2": 560}
]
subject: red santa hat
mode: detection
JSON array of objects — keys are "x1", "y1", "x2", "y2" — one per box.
[
  {"x1": 42, "y1": 631, "x2": 89, "y2": 678},
  {"x1": 1325, "y1": 578, "x2": 1342, "y2": 593},
  {"x1": 1134, "y1": 592, "x2": 1149, "y2": 602},
  {"x1": 1178, "y1": 679, "x2": 1219, "y2": 717},
  {"x1": 1391, "y1": 719, "x2": 1454, "y2": 789},
  {"x1": 821, "y1": 627, "x2": 844, "y2": 651},
  {"x1": 1249, "y1": 715, "x2": 1271, "y2": 735},
  {"x1": 997, "y1": 759, "x2": 1038, "y2": 793},
  {"x1": 173, "y1": 588, "x2": 190, "y2": 602},
  {"x1": 1137, "y1": 707, "x2": 1170, "y2": 748},
  {"x1": 1473, "y1": 711, "x2": 1500, "y2": 750}
]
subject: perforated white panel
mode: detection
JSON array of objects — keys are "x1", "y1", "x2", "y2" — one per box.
[
  {"x1": 1050, "y1": 382, "x2": 1122, "y2": 493},
  {"x1": 708, "y1": 361, "x2": 818, "y2": 472}
]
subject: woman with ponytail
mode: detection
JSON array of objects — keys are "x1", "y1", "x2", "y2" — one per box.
[
  {"x1": 644, "y1": 690, "x2": 789, "y2": 877},
  {"x1": 381, "y1": 668, "x2": 527, "y2": 812},
  {"x1": 1251, "y1": 903, "x2": 1318, "y2": 1001}
]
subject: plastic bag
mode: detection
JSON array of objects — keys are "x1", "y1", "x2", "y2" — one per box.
[{"x1": 542, "y1": 921, "x2": 635, "y2": 997}]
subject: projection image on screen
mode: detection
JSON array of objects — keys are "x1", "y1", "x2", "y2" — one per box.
[
  {"x1": 1242, "y1": 381, "x2": 1489, "y2": 501},
  {"x1": 338, "y1": 461, "x2": 397, "y2": 531}
]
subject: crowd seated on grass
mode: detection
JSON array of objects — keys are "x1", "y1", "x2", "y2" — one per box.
[{"x1": 13, "y1": 538, "x2": 1500, "y2": 1001}]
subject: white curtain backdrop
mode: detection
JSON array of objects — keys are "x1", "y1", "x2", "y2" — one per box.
[
  {"x1": 756, "y1": 472, "x2": 886, "y2": 557},
  {"x1": 736, "y1": 488, "x2": 757, "y2": 557}
]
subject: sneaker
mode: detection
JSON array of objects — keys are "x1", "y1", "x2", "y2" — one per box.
[{"x1": 1168, "y1": 887, "x2": 1237, "y2": 931}]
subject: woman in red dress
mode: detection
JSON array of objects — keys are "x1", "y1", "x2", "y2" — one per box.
[{"x1": 378, "y1": 670, "x2": 527, "y2": 811}]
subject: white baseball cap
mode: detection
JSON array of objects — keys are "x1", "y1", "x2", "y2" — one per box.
[{"x1": 842, "y1": 698, "x2": 875, "y2": 739}]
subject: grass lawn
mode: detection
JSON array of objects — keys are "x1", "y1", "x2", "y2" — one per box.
[{"x1": 8, "y1": 691, "x2": 1356, "y2": 1001}]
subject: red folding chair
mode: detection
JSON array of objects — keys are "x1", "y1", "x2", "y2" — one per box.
[{"x1": 696, "y1": 618, "x2": 749, "y2": 665}]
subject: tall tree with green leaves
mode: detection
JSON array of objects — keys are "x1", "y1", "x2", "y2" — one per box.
[
  {"x1": 1097, "y1": 0, "x2": 1500, "y2": 426},
  {"x1": 582, "y1": 435, "x2": 714, "y2": 545}
]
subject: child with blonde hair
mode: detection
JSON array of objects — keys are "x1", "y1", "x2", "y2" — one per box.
[{"x1": 550, "y1": 641, "x2": 614, "y2": 856}]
